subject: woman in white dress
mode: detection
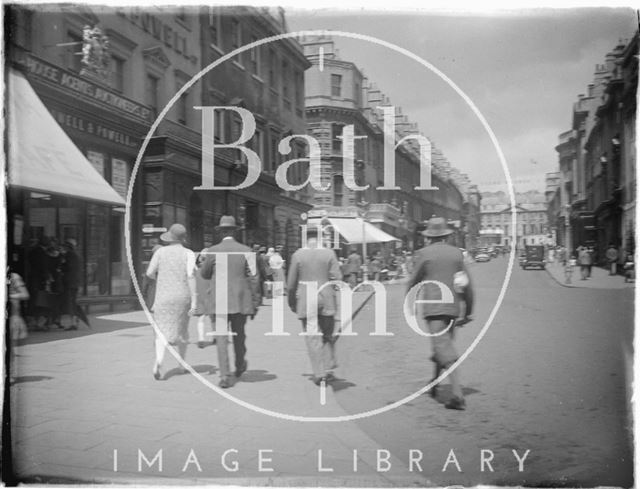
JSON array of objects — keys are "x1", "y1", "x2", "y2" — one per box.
[{"x1": 146, "y1": 224, "x2": 197, "y2": 380}]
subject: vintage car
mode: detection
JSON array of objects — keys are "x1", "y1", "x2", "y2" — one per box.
[
  {"x1": 521, "y1": 245, "x2": 546, "y2": 269},
  {"x1": 475, "y1": 250, "x2": 491, "y2": 262}
]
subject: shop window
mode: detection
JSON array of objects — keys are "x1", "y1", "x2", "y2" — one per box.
[
  {"x1": 110, "y1": 211, "x2": 131, "y2": 295},
  {"x1": 333, "y1": 175, "x2": 344, "y2": 206},
  {"x1": 269, "y1": 134, "x2": 279, "y2": 172},
  {"x1": 176, "y1": 80, "x2": 188, "y2": 125},
  {"x1": 331, "y1": 74, "x2": 342, "y2": 97},
  {"x1": 86, "y1": 203, "x2": 109, "y2": 296}
]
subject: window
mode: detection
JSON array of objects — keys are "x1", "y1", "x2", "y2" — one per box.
[
  {"x1": 269, "y1": 49, "x2": 277, "y2": 86},
  {"x1": 294, "y1": 71, "x2": 304, "y2": 115},
  {"x1": 332, "y1": 123, "x2": 344, "y2": 153},
  {"x1": 254, "y1": 129, "x2": 265, "y2": 163},
  {"x1": 145, "y1": 74, "x2": 160, "y2": 117},
  {"x1": 208, "y1": 7, "x2": 222, "y2": 49},
  {"x1": 331, "y1": 74, "x2": 342, "y2": 97},
  {"x1": 67, "y1": 31, "x2": 83, "y2": 73},
  {"x1": 333, "y1": 175, "x2": 344, "y2": 206},
  {"x1": 214, "y1": 108, "x2": 225, "y2": 142},
  {"x1": 111, "y1": 55, "x2": 125, "y2": 93},
  {"x1": 355, "y1": 82, "x2": 362, "y2": 106},
  {"x1": 282, "y1": 60, "x2": 290, "y2": 110},
  {"x1": 230, "y1": 19, "x2": 242, "y2": 64},
  {"x1": 176, "y1": 83, "x2": 187, "y2": 125},
  {"x1": 249, "y1": 36, "x2": 260, "y2": 76},
  {"x1": 269, "y1": 135, "x2": 279, "y2": 172}
]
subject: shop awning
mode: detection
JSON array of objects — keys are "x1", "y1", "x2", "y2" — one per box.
[
  {"x1": 325, "y1": 217, "x2": 400, "y2": 244},
  {"x1": 7, "y1": 69, "x2": 125, "y2": 206}
]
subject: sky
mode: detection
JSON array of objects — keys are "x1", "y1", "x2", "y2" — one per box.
[{"x1": 286, "y1": 7, "x2": 637, "y2": 191}]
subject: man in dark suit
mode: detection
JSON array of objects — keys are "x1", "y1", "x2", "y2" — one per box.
[
  {"x1": 408, "y1": 217, "x2": 474, "y2": 410},
  {"x1": 287, "y1": 226, "x2": 342, "y2": 385},
  {"x1": 344, "y1": 248, "x2": 362, "y2": 288},
  {"x1": 200, "y1": 216, "x2": 261, "y2": 388}
]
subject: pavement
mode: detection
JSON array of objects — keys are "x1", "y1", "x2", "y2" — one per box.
[
  {"x1": 545, "y1": 261, "x2": 634, "y2": 289},
  {"x1": 7, "y1": 259, "x2": 634, "y2": 486},
  {"x1": 8, "y1": 290, "x2": 430, "y2": 486}
]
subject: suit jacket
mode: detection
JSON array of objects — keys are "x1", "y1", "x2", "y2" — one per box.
[
  {"x1": 408, "y1": 241, "x2": 474, "y2": 318},
  {"x1": 287, "y1": 246, "x2": 342, "y2": 319},
  {"x1": 200, "y1": 237, "x2": 260, "y2": 316},
  {"x1": 345, "y1": 253, "x2": 362, "y2": 274}
]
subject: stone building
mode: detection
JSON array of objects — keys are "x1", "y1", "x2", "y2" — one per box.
[
  {"x1": 301, "y1": 35, "x2": 466, "y2": 251},
  {"x1": 5, "y1": 5, "x2": 312, "y2": 311},
  {"x1": 553, "y1": 33, "x2": 637, "y2": 263}
]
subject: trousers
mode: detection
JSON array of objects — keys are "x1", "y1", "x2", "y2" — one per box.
[
  {"x1": 301, "y1": 315, "x2": 337, "y2": 379},
  {"x1": 211, "y1": 313, "x2": 248, "y2": 380}
]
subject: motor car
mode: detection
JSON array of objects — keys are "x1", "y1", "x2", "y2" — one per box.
[
  {"x1": 475, "y1": 251, "x2": 490, "y2": 262},
  {"x1": 522, "y1": 245, "x2": 546, "y2": 269}
]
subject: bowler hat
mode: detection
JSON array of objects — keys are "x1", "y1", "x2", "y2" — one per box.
[
  {"x1": 422, "y1": 217, "x2": 453, "y2": 238},
  {"x1": 215, "y1": 215, "x2": 240, "y2": 230},
  {"x1": 160, "y1": 223, "x2": 187, "y2": 244}
]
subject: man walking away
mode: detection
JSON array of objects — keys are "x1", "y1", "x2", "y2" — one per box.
[
  {"x1": 200, "y1": 216, "x2": 261, "y2": 388},
  {"x1": 408, "y1": 217, "x2": 474, "y2": 411},
  {"x1": 287, "y1": 227, "x2": 342, "y2": 385},
  {"x1": 345, "y1": 248, "x2": 362, "y2": 288}
]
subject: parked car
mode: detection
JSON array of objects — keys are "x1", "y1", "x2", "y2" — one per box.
[
  {"x1": 521, "y1": 245, "x2": 546, "y2": 269},
  {"x1": 475, "y1": 251, "x2": 490, "y2": 262}
]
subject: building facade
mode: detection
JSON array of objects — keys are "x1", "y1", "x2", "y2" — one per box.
[
  {"x1": 480, "y1": 190, "x2": 549, "y2": 248},
  {"x1": 6, "y1": 5, "x2": 312, "y2": 311},
  {"x1": 301, "y1": 35, "x2": 466, "y2": 251},
  {"x1": 554, "y1": 33, "x2": 637, "y2": 264}
]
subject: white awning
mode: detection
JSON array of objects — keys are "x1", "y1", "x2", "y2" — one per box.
[
  {"x1": 7, "y1": 69, "x2": 126, "y2": 206},
  {"x1": 327, "y1": 217, "x2": 400, "y2": 244}
]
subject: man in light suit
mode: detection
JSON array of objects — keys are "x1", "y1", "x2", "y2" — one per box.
[
  {"x1": 287, "y1": 227, "x2": 342, "y2": 385},
  {"x1": 200, "y1": 216, "x2": 261, "y2": 388},
  {"x1": 408, "y1": 217, "x2": 474, "y2": 410}
]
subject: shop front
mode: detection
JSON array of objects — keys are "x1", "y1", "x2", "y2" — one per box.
[{"x1": 8, "y1": 52, "x2": 152, "y2": 313}]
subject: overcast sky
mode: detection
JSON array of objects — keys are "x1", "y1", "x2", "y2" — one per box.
[{"x1": 286, "y1": 8, "x2": 637, "y2": 191}]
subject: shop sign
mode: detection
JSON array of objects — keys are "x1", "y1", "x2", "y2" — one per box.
[
  {"x1": 13, "y1": 51, "x2": 152, "y2": 123},
  {"x1": 50, "y1": 108, "x2": 139, "y2": 149}
]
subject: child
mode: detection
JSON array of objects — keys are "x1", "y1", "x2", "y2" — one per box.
[{"x1": 8, "y1": 271, "x2": 29, "y2": 384}]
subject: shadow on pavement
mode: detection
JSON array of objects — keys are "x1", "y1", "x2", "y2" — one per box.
[
  {"x1": 330, "y1": 377, "x2": 356, "y2": 392},
  {"x1": 240, "y1": 369, "x2": 277, "y2": 383},
  {"x1": 21, "y1": 316, "x2": 147, "y2": 346},
  {"x1": 163, "y1": 364, "x2": 216, "y2": 380},
  {"x1": 432, "y1": 385, "x2": 481, "y2": 404},
  {"x1": 13, "y1": 375, "x2": 54, "y2": 384}
]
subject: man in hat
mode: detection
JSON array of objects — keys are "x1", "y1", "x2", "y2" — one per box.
[
  {"x1": 287, "y1": 226, "x2": 342, "y2": 385},
  {"x1": 200, "y1": 216, "x2": 261, "y2": 388},
  {"x1": 408, "y1": 216, "x2": 474, "y2": 410}
]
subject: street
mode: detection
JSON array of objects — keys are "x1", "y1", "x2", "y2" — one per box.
[
  {"x1": 334, "y1": 257, "x2": 634, "y2": 486},
  {"x1": 8, "y1": 257, "x2": 634, "y2": 486}
]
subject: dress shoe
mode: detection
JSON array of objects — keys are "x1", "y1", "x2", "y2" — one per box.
[
  {"x1": 197, "y1": 341, "x2": 206, "y2": 349},
  {"x1": 444, "y1": 396, "x2": 466, "y2": 410},
  {"x1": 152, "y1": 364, "x2": 162, "y2": 381},
  {"x1": 314, "y1": 376, "x2": 328, "y2": 386},
  {"x1": 219, "y1": 378, "x2": 232, "y2": 389},
  {"x1": 235, "y1": 360, "x2": 248, "y2": 378}
]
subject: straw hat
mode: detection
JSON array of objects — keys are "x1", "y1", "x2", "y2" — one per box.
[
  {"x1": 215, "y1": 215, "x2": 240, "y2": 230},
  {"x1": 421, "y1": 217, "x2": 453, "y2": 238}
]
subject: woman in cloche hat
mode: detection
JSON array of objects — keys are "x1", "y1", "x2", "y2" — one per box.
[{"x1": 145, "y1": 223, "x2": 197, "y2": 380}]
